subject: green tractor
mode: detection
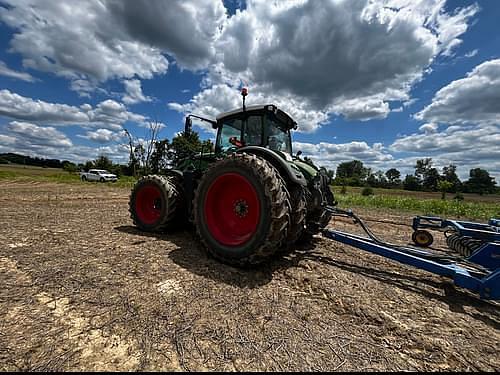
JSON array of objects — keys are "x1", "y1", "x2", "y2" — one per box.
[{"x1": 129, "y1": 89, "x2": 335, "y2": 266}]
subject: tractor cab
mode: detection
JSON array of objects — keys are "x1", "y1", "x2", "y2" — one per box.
[
  {"x1": 214, "y1": 104, "x2": 296, "y2": 155},
  {"x1": 182, "y1": 88, "x2": 297, "y2": 157}
]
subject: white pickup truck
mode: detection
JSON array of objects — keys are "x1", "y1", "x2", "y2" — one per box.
[{"x1": 80, "y1": 169, "x2": 118, "y2": 182}]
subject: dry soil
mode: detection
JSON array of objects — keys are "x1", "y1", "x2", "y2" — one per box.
[{"x1": 0, "y1": 181, "x2": 498, "y2": 371}]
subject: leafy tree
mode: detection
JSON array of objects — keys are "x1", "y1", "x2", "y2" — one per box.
[
  {"x1": 414, "y1": 158, "x2": 440, "y2": 191},
  {"x1": 62, "y1": 160, "x2": 77, "y2": 173},
  {"x1": 442, "y1": 164, "x2": 461, "y2": 192},
  {"x1": 415, "y1": 158, "x2": 432, "y2": 181},
  {"x1": 403, "y1": 174, "x2": 420, "y2": 191},
  {"x1": 171, "y1": 131, "x2": 203, "y2": 161},
  {"x1": 437, "y1": 180, "x2": 453, "y2": 200},
  {"x1": 423, "y1": 167, "x2": 440, "y2": 191},
  {"x1": 336, "y1": 160, "x2": 369, "y2": 179},
  {"x1": 335, "y1": 160, "x2": 370, "y2": 186},
  {"x1": 464, "y1": 168, "x2": 496, "y2": 194},
  {"x1": 385, "y1": 168, "x2": 401, "y2": 186},
  {"x1": 201, "y1": 139, "x2": 214, "y2": 152},
  {"x1": 93, "y1": 155, "x2": 114, "y2": 171},
  {"x1": 366, "y1": 173, "x2": 377, "y2": 187},
  {"x1": 375, "y1": 170, "x2": 387, "y2": 187},
  {"x1": 366, "y1": 170, "x2": 387, "y2": 188},
  {"x1": 83, "y1": 160, "x2": 94, "y2": 171},
  {"x1": 150, "y1": 139, "x2": 173, "y2": 174}
]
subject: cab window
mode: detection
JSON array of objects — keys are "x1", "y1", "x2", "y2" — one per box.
[
  {"x1": 243, "y1": 115, "x2": 263, "y2": 146},
  {"x1": 266, "y1": 114, "x2": 292, "y2": 154},
  {"x1": 218, "y1": 118, "x2": 242, "y2": 152}
]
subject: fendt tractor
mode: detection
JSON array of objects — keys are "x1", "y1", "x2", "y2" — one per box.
[
  {"x1": 128, "y1": 89, "x2": 500, "y2": 300},
  {"x1": 129, "y1": 88, "x2": 335, "y2": 266}
]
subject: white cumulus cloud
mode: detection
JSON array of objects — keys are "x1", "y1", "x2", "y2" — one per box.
[{"x1": 415, "y1": 59, "x2": 500, "y2": 126}]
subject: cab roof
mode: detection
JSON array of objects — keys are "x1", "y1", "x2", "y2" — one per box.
[{"x1": 216, "y1": 104, "x2": 297, "y2": 130}]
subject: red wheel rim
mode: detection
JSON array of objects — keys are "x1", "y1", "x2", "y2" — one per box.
[
  {"x1": 135, "y1": 184, "x2": 163, "y2": 225},
  {"x1": 204, "y1": 173, "x2": 260, "y2": 246}
]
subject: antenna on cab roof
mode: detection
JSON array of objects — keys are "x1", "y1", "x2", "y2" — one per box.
[{"x1": 241, "y1": 87, "x2": 248, "y2": 112}]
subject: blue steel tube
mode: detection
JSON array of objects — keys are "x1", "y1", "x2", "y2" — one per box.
[{"x1": 322, "y1": 229, "x2": 499, "y2": 300}]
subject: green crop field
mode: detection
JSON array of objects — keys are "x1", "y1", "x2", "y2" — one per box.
[
  {"x1": 1, "y1": 164, "x2": 498, "y2": 221},
  {"x1": 332, "y1": 186, "x2": 500, "y2": 221}
]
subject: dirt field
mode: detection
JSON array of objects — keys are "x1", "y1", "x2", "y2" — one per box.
[{"x1": 0, "y1": 181, "x2": 499, "y2": 371}]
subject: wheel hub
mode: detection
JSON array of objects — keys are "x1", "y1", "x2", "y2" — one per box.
[
  {"x1": 153, "y1": 198, "x2": 162, "y2": 210},
  {"x1": 233, "y1": 199, "x2": 249, "y2": 218}
]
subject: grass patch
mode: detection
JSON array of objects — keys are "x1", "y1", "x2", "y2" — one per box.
[
  {"x1": 0, "y1": 165, "x2": 137, "y2": 188},
  {"x1": 334, "y1": 190, "x2": 500, "y2": 221}
]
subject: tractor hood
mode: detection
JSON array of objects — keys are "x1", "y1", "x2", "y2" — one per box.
[{"x1": 293, "y1": 159, "x2": 319, "y2": 181}]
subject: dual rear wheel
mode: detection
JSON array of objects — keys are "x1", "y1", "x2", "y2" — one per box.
[
  {"x1": 194, "y1": 153, "x2": 294, "y2": 266},
  {"x1": 129, "y1": 153, "x2": 326, "y2": 266},
  {"x1": 129, "y1": 175, "x2": 182, "y2": 232}
]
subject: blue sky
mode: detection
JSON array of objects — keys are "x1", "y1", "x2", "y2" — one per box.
[{"x1": 0, "y1": 0, "x2": 499, "y2": 180}]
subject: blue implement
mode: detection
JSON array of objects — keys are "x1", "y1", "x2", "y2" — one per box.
[
  {"x1": 322, "y1": 208, "x2": 500, "y2": 300},
  {"x1": 322, "y1": 229, "x2": 500, "y2": 300}
]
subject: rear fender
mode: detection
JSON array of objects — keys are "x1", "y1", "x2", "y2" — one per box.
[{"x1": 237, "y1": 146, "x2": 307, "y2": 186}]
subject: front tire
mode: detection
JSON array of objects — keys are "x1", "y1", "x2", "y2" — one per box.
[
  {"x1": 194, "y1": 153, "x2": 290, "y2": 266},
  {"x1": 129, "y1": 175, "x2": 180, "y2": 232}
]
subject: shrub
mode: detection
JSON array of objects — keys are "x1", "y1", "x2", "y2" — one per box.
[
  {"x1": 340, "y1": 185, "x2": 347, "y2": 195},
  {"x1": 361, "y1": 186, "x2": 374, "y2": 196}
]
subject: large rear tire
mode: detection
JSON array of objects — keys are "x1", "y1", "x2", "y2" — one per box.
[
  {"x1": 285, "y1": 184, "x2": 307, "y2": 246},
  {"x1": 303, "y1": 170, "x2": 335, "y2": 237},
  {"x1": 194, "y1": 153, "x2": 290, "y2": 266},
  {"x1": 129, "y1": 175, "x2": 180, "y2": 232}
]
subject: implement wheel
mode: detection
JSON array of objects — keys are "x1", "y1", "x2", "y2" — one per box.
[
  {"x1": 412, "y1": 230, "x2": 434, "y2": 247},
  {"x1": 194, "y1": 153, "x2": 290, "y2": 266},
  {"x1": 129, "y1": 175, "x2": 181, "y2": 232}
]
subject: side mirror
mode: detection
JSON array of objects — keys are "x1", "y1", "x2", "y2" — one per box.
[
  {"x1": 296, "y1": 150, "x2": 302, "y2": 157},
  {"x1": 184, "y1": 116, "x2": 192, "y2": 134}
]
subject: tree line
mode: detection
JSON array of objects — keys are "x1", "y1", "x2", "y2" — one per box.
[
  {"x1": 123, "y1": 128, "x2": 214, "y2": 177},
  {"x1": 2, "y1": 140, "x2": 497, "y2": 196},
  {"x1": 332, "y1": 158, "x2": 498, "y2": 195},
  {"x1": 74, "y1": 129, "x2": 213, "y2": 177},
  {"x1": 0, "y1": 129, "x2": 213, "y2": 178},
  {"x1": 0, "y1": 153, "x2": 73, "y2": 169}
]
